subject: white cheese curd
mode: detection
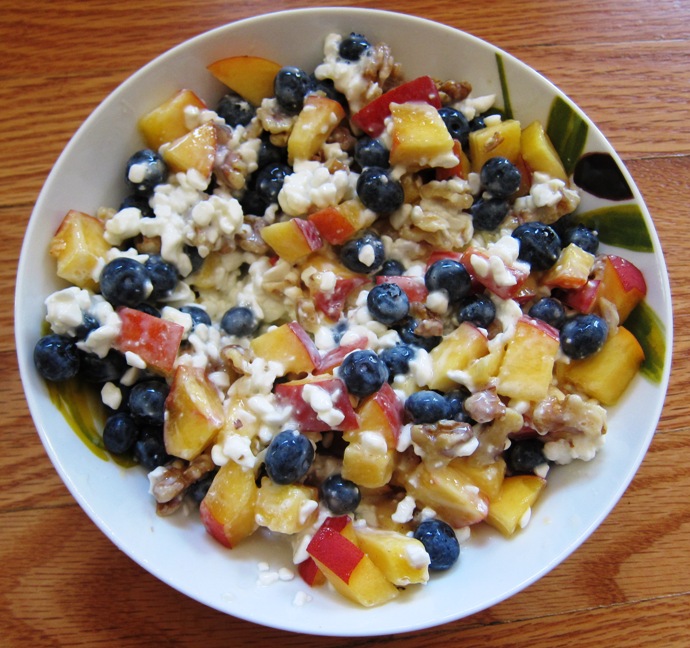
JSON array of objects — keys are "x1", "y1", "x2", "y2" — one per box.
[
  {"x1": 408, "y1": 349, "x2": 434, "y2": 387},
  {"x1": 391, "y1": 495, "x2": 416, "y2": 524},
  {"x1": 405, "y1": 542, "x2": 431, "y2": 570},
  {"x1": 104, "y1": 206, "x2": 143, "y2": 246},
  {"x1": 301, "y1": 384, "x2": 345, "y2": 428},
  {"x1": 293, "y1": 591, "x2": 312, "y2": 607},
  {"x1": 359, "y1": 431, "x2": 388, "y2": 453},
  {"x1": 124, "y1": 351, "x2": 147, "y2": 370},
  {"x1": 100, "y1": 382, "x2": 122, "y2": 410},
  {"x1": 278, "y1": 159, "x2": 357, "y2": 216},
  {"x1": 45, "y1": 286, "x2": 93, "y2": 336},
  {"x1": 212, "y1": 433, "x2": 256, "y2": 468},
  {"x1": 453, "y1": 93, "x2": 496, "y2": 121}
]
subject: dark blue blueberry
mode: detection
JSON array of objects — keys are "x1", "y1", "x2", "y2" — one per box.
[
  {"x1": 380, "y1": 344, "x2": 415, "y2": 380},
  {"x1": 480, "y1": 156, "x2": 522, "y2": 198},
  {"x1": 102, "y1": 412, "x2": 139, "y2": 455},
  {"x1": 34, "y1": 334, "x2": 80, "y2": 382},
  {"x1": 376, "y1": 259, "x2": 405, "y2": 277},
  {"x1": 354, "y1": 137, "x2": 390, "y2": 169},
  {"x1": 119, "y1": 193, "x2": 154, "y2": 218},
  {"x1": 413, "y1": 518, "x2": 460, "y2": 571},
  {"x1": 99, "y1": 257, "x2": 151, "y2": 307},
  {"x1": 405, "y1": 390, "x2": 451, "y2": 424},
  {"x1": 356, "y1": 167, "x2": 404, "y2": 214},
  {"x1": 133, "y1": 426, "x2": 171, "y2": 470},
  {"x1": 339, "y1": 231, "x2": 385, "y2": 274},
  {"x1": 125, "y1": 149, "x2": 167, "y2": 195},
  {"x1": 179, "y1": 305, "x2": 212, "y2": 329},
  {"x1": 529, "y1": 297, "x2": 567, "y2": 329},
  {"x1": 216, "y1": 90, "x2": 256, "y2": 126},
  {"x1": 438, "y1": 107, "x2": 470, "y2": 150},
  {"x1": 257, "y1": 133, "x2": 287, "y2": 168},
  {"x1": 457, "y1": 295, "x2": 496, "y2": 329},
  {"x1": 339, "y1": 349, "x2": 389, "y2": 397},
  {"x1": 75, "y1": 313, "x2": 100, "y2": 340},
  {"x1": 424, "y1": 258, "x2": 472, "y2": 303},
  {"x1": 136, "y1": 303, "x2": 161, "y2": 318},
  {"x1": 220, "y1": 306, "x2": 257, "y2": 337},
  {"x1": 240, "y1": 189, "x2": 269, "y2": 216},
  {"x1": 184, "y1": 245, "x2": 205, "y2": 274},
  {"x1": 469, "y1": 115, "x2": 486, "y2": 131},
  {"x1": 187, "y1": 469, "x2": 218, "y2": 505},
  {"x1": 311, "y1": 76, "x2": 348, "y2": 108},
  {"x1": 319, "y1": 473, "x2": 361, "y2": 515},
  {"x1": 396, "y1": 318, "x2": 442, "y2": 351},
  {"x1": 471, "y1": 196, "x2": 510, "y2": 231},
  {"x1": 560, "y1": 224, "x2": 599, "y2": 255},
  {"x1": 512, "y1": 222, "x2": 562, "y2": 271},
  {"x1": 128, "y1": 380, "x2": 169, "y2": 427},
  {"x1": 338, "y1": 32, "x2": 372, "y2": 61},
  {"x1": 274, "y1": 66, "x2": 315, "y2": 114},
  {"x1": 445, "y1": 389, "x2": 473, "y2": 423},
  {"x1": 331, "y1": 320, "x2": 349, "y2": 344},
  {"x1": 505, "y1": 438, "x2": 547, "y2": 475},
  {"x1": 255, "y1": 162, "x2": 291, "y2": 204},
  {"x1": 367, "y1": 282, "x2": 410, "y2": 325},
  {"x1": 264, "y1": 429, "x2": 314, "y2": 485},
  {"x1": 144, "y1": 255, "x2": 178, "y2": 300},
  {"x1": 560, "y1": 314, "x2": 608, "y2": 360},
  {"x1": 78, "y1": 349, "x2": 127, "y2": 383}
]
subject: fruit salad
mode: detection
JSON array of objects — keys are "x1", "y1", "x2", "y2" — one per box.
[{"x1": 34, "y1": 30, "x2": 648, "y2": 607}]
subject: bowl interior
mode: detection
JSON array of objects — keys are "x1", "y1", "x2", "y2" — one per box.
[{"x1": 15, "y1": 7, "x2": 672, "y2": 636}]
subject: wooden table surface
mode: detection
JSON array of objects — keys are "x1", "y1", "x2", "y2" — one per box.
[{"x1": 2, "y1": 1, "x2": 688, "y2": 646}]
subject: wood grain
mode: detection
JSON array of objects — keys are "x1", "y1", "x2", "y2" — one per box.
[{"x1": 2, "y1": 1, "x2": 688, "y2": 646}]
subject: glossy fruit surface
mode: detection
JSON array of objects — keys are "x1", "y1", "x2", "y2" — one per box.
[
  {"x1": 512, "y1": 222, "x2": 562, "y2": 271},
  {"x1": 425, "y1": 258, "x2": 472, "y2": 303},
  {"x1": 471, "y1": 196, "x2": 509, "y2": 231},
  {"x1": 413, "y1": 519, "x2": 460, "y2": 570},
  {"x1": 505, "y1": 438, "x2": 547, "y2": 475},
  {"x1": 220, "y1": 306, "x2": 257, "y2": 336},
  {"x1": 274, "y1": 66, "x2": 314, "y2": 113},
  {"x1": 128, "y1": 380, "x2": 169, "y2": 426},
  {"x1": 179, "y1": 305, "x2": 212, "y2": 329},
  {"x1": 319, "y1": 474, "x2": 361, "y2": 514},
  {"x1": 480, "y1": 156, "x2": 521, "y2": 197},
  {"x1": 216, "y1": 90, "x2": 255, "y2": 126},
  {"x1": 100, "y1": 257, "x2": 151, "y2": 307},
  {"x1": 528, "y1": 297, "x2": 567, "y2": 329},
  {"x1": 560, "y1": 314, "x2": 609, "y2": 359},
  {"x1": 339, "y1": 231, "x2": 385, "y2": 274},
  {"x1": 457, "y1": 295, "x2": 496, "y2": 329},
  {"x1": 379, "y1": 344, "x2": 415, "y2": 380},
  {"x1": 33, "y1": 334, "x2": 80, "y2": 382},
  {"x1": 356, "y1": 167, "x2": 404, "y2": 214},
  {"x1": 367, "y1": 282, "x2": 410, "y2": 325},
  {"x1": 125, "y1": 149, "x2": 167, "y2": 195},
  {"x1": 339, "y1": 349, "x2": 389, "y2": 397},
  {"x1": 144, "y1": 255, "x2": 178, "y2": 300},
  {"x1": 103, "y1": 412, "x2": 139, "y2": 455},
  {"x1": 405, "y1": 390, "x2": 451, "y2": 423},
  {"x1": 338, "y1": 32, "x2": 372, "y2": 60},
  {"x1": 354, "y1": 137, "x2": 390, "y2": 169},
  {"x1": 438, "y1": 106, "x2": 470, "y2": 149},
  {"x1": 264, "y1": 430, "x2": 314, "y2": 485}
]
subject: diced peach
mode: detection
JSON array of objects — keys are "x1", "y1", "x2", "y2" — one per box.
[
  {"x1": 598, "y1": 254, "x2": 647, "y2": 323},
  {"x1": 469, "y1": 119, "x2": 522, "y2": 171},
  {"x1": 308, "y1": 206, "x2": 356, "y2": 245},
  {"x1": 200, "y1": 460, "x2": 258, "y2": 548},
  {"x1": 486, "y1": 475, "x2": 546, "y2": 537},
  {"x1": 450, "y1": 456, "x2": 506, "y2": 501},
  {"x1": 162, "y1": 122, "x2": 217, "y2": 178},
  {"x1": 428, "y1": 321, "x2": 490, "y2": 391},
  {"x1": 341, "y1": 432, "x2": 396, "y2": 489},
  {"x1": 315, "y1": 336, "x2": 368, "y2": 375},
  {"x1": 250, "y1": 321, "x2": 320, "y2": 376},
  {"x1": 49, "y1": 210, "x2": 110, "y2": 291},
  {"x1": 542, "y1": 243, "x2": 595, "y2": 290},
  {"x1": 207, "y1": 55, "x2": 282, "y2": 106},
  {"x1": 255, "y1": 477, "x2": 318, "y2": 534},
  {"x1": 355, "y1": 382, "x2": 403, "y2": 447},
  {"x1": 461, "y1": 247, "x2": 530, "y2": 301},
  {"x1": 164, "y1": 365, "x2": 224, "y2": 460},
  {"x1": 115, "y1": 307, "x2": 184, "y2": 376},
  {"x1": 138, "y1": 89, "x2": 207, "y2": 149},
  {"x1": 288, "y1": 95, "x2": 346, "y2": 164},
  {"x1": 297, "y1": 557, "x2": 326, "y2": 587},
  {"x1": 563, "y1": 278, "x2": 601, "y2": 314},
  {"x1": 557, "y1": 326, "x2": 644, "y2": 405},
  {"x1": 497, "y1": 317, "x2": 560, "y2": 402},
  {"x1": 520, "y1": 120, "x2": 567, "y2": 181},
  {"x1": 436, "y1": 140, "x2": 472, "y2": 180},
  {"x1": 260, "y1": 218, "x2": 323, "y2": 263}
]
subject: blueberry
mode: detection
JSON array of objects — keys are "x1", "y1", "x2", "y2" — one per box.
[
  {"x1": 457, "y1": 295, "x2": 496, "y2": 329},
  {"x1": 367, "y1": 282, "x2": 410, "y2": 325},
  {"x1": 136, "y1": 303, "x2": 161, "y2": 318},
  {"x1": 120, "y1": 193, "x2": 154, "y2": 218},
  {"x1": 274, "y1": 66, "x2": 314, "y2": 114},
  {"x1": 78, "y1": 349, "x2": 127, "y2": 383},
  {"x1": 187, "y1": 469, "x2": 218, "y2": 504},
  {"x1": 144, "y1": 255, "x2": 178, "y2": 300},
  {"x1": 438, "y1": 107, "x2": 470, "y2": 150},
  {"x1": 512, "y1": 222, "x2": 562, "y2": 271},
  {"x1": 255, "y1": 162, "x2": 291, "y2": 204},
  {"x1": 445, "y1": 389, "x2": 473, "y2": 423},
  {"x1": 216, "y1": 90, "x2": 256, "y2": 126},
  {"x1": 469, "y1": 115, "x2": 486, "y2": 131},
  {"x1": 425, "y1": 258, "x2": 472, "y2": 303},
  {"x1": 561, "y1": 224, "x2": 599, "y2": 255},
  {"x1": 310, "y1": 76, "x2": 348, "y2": 108},
  {"x1": 354, "y1": 137, "x2": 390, "y2": 169},
  {"x1": 396, "y1": 318, "x2": 442, "y2": 352},
  {"x1": 125, "y1": 149, "x2": 167, "y2": 195},
  {"x1": 319, "y1": 473, "x2": 361, "y2": 514},
  {"x1": 34, "y1": 334, "x2": 80, "y2": 382},
  {"x1": 560, "y1": 314, "x2": 608, "y2": 359},
  {"x1": 264, "y1": 429, "x2": 314, "y2": 485},
  {"x1": 102, "y1": 412, "x2": 139, "y2": 455},
  {"x1": 340, "y1": 349, "x2": 389, "y2": 397},
  {"x1": 356, "y1": 167, "x2": 404, "y2": 214},
  {"x1": 339, "y1": 231, "x2": 385, "y2": 274},
  {"x1": 376, "y1": 259, "x2": 405, "y2": 277},
  {"x1": 529, "y1": 297, "x2": 566, "y2": 329},
  {"x1": 338, "y1": 32, "x2": 372, "y2": 61},
  {"x1": 75, "y1": 313, "x2": 100, "y2": 340},
  {"x1": 100, "y1": 257, "x2": 151, "y2": 307},
  {"x1": 220, "y1": 306, "x2": 257, "y2": 337},
  {"x1": 405, "y1": 390, "x2": 451, "y2": 423},
  {"x1": 380, "y1": 344, "x2": 415, "y2": 380},
  {"x1": 505, "y1": 438, "x2": 547, "y2": 475},
  {"x1": 179, "y1": 305, "x2": 212, "y2": 329},
  {"x1": 413, "y1": 519, "x2": 460, "y2": 571},
  {"x1": 184, "y1": 245, "x2": 205, "y2": 274},
  {"x1": 128, "y1": 380, "x2": 169, "y2": 426},
  {"x1": 257, "y1": 133, "x2": 287, "y2": 168},
  {"x1": 133, "y1": 427, "x2": 171, "y2": 470},
  {"x1": 471, "y1": 196, "x2": 510, "y2": 231},
  {"x1": 240, "y1": 189, "x2": 269, "y2": 216},
  {"x1": 480, "y1": 156, "x2": 522, "y2": 198}
]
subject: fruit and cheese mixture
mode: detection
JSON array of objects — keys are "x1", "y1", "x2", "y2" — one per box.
[{"x1": 34, "y1": 31, "x2": 647, "y2": 607}]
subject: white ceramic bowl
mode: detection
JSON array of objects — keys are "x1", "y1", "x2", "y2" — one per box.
[{"x1": 16, "y1": 7, "x2": 672, "y2": 637}]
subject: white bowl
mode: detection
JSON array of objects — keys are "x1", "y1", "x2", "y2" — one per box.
[{"x1": 15, "y1": 7, "x2": 672, "y2": 637}]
